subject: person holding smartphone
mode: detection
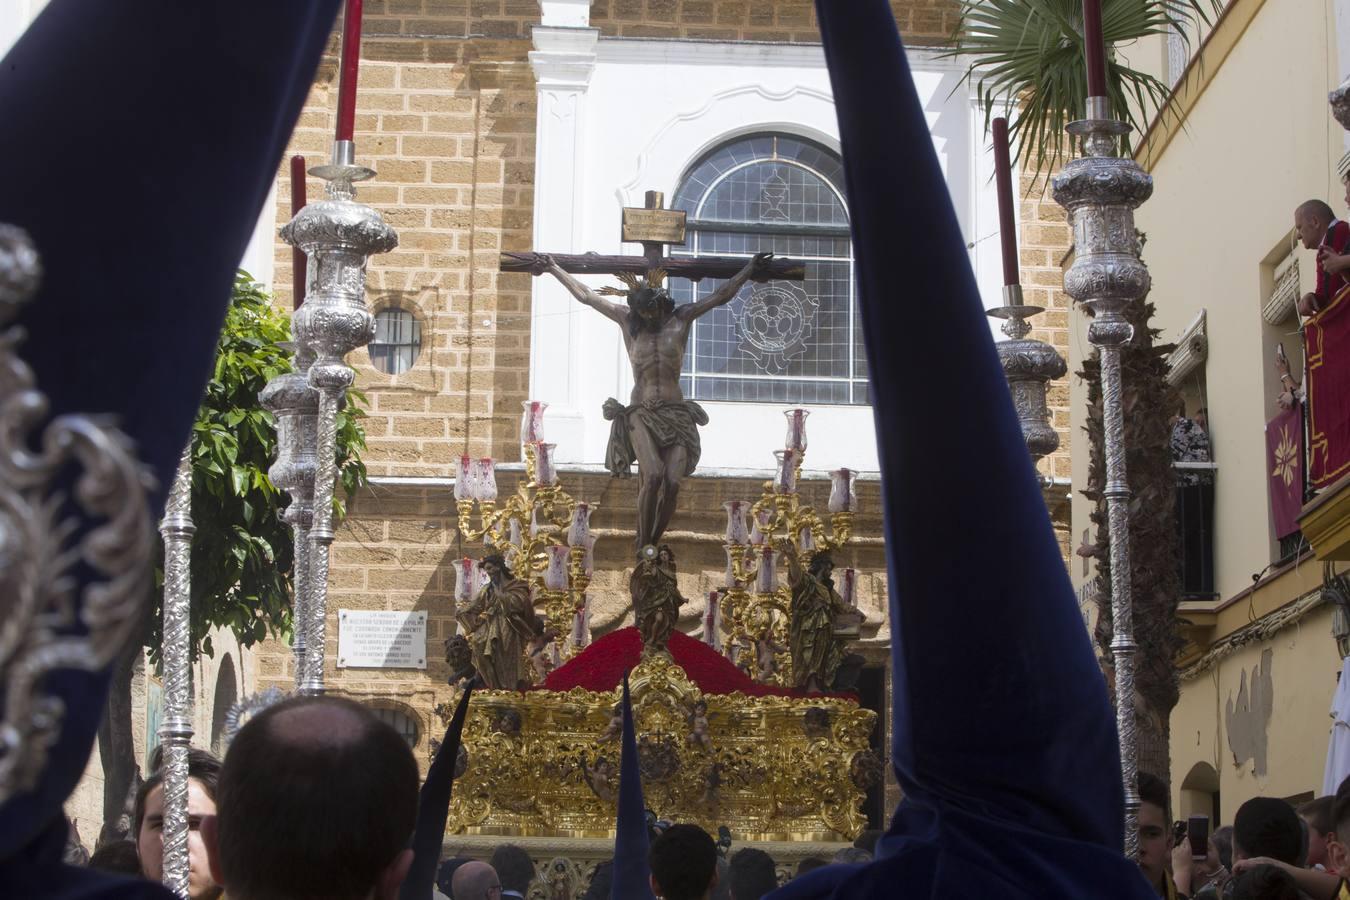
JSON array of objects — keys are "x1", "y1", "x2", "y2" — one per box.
[{"x1": 1170, "y1": 820, "x2": 1228, "y2": 899}]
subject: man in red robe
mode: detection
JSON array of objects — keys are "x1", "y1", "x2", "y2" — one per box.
[{"x1": 1296, "y1": 199, "x2": 1350, "y2": 316}]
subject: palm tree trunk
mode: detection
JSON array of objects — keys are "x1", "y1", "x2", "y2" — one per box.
[{"x1": 1081, "y1": 272, "x2": 1184, "y2": 787}]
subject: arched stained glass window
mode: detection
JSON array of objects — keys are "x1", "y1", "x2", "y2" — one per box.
[{"x1": 671, "y1": 134, "x2": 866, "y2": 405}]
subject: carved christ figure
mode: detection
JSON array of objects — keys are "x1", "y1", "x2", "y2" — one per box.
[{"x1": 532, "y1": 251, "x2": 774, "y2": 549}]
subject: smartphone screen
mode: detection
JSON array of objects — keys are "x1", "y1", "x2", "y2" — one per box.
[{"x1": 1188, "y1": 814, "x2": 1209, "y2": 861}]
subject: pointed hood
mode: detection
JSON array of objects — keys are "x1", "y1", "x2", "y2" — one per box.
[
  {"x1": 769, "y1": 2, "x2": 1154, "y2": 896},
  {"x1": 0, "y1": 2, "x2": 341, "y2": 895},
  {"x1": 611, "y1": 673, "x2": 656, "y2": 900},
  {"x1": 401, "y1": 685, "x2": 474, "y2": 900}
]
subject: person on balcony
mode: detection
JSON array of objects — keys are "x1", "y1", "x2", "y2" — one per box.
[
  {"x1": 1172, "y1": 405, "x2": 1215, "y2": 596},
  {"x1": 1296, "y1": 199, "x2": 1350, "y2": 316}
]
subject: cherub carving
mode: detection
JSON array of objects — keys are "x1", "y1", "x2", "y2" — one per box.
[
  {"x1": 584, "y1": 755, "x2": 617, "y2": 802},
  {"x1": 754, "y1": 626, "x2": 784, "y2": 682},
  {"x1": 600, "y1": 703, "x2": 624, "y2": 742},
  {"x1": 686, "y1": 700, "x2": 713, "y2": 752}
]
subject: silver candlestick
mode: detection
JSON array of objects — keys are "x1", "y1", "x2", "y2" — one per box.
[
  {"x1": 1052, "y1": 95, "x2": 1153, "y2": 859},
  {"x1": 282, "y1": 139, "x2": 396, "y2": 694},
  {"x1": 987, "y1": 284, "x2": 1067, "y2": 463},
  {"x1": 259, "y1": 341, "x2": 319, "y2": 689},
  {"x1": 157, "y1": 447, "x2": 195, "y2": 897}
]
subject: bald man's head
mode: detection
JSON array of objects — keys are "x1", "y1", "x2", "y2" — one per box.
[
  {"x1": 208, "y1": 696, "x2": 418, "y2": 900},
  {"x1": 1296, "y1": 199, "x2": 1338, "y2": 249},
  {"x1": 451, "y1": 860, "x2": 502, "y2": 900}
]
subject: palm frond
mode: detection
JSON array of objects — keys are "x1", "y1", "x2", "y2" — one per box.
[{"x1": 942, "y1": 0, "x2": 1222, "y2": 182}]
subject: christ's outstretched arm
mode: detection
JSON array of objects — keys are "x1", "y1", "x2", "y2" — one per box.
[
  {"x1": 533, "y1": 254, "x2": 628, "y2": 326},
  {"x1": 679, "y1": 251, "x2": 775, "y2": 321}
]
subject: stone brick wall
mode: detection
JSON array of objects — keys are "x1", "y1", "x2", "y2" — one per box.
[
  {"x1": 273, "y1": 5, "x2": 537, "y2": 476},
  {"x1": 588, "y1": 0, "x2": 961, "y2": 44},
  {"x1": 1017, "y1": 170, "x2": 1074, "y2": 489}
]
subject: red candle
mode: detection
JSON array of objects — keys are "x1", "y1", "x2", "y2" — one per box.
[
  {"x1": 289, "y1": 155, "x2": 308, "y2": 310},
  {"x1": 334, "y1": 0, "x2": 364, "y2": 142},
  {"x1": 991, "y1": 118, "x2": 1019, "y2": 287},
  {"x1": 1082, "y1": 0, "x2": 1107, "y2": 99}
]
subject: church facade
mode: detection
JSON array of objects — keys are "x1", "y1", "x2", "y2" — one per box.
[{"x1": 13, "y1": 0, "x2": 1076, "y2": 861}]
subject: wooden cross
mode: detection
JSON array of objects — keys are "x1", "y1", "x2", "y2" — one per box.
[{"x1": 499, "y1": 190, "x2": 806, "y2": 283}]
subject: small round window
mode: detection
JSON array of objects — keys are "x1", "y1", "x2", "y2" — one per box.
[{"x1": 369, "y1": 308, "x2": 422, "y2": 375}]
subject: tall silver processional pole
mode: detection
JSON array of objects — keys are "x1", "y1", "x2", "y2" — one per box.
[
  {"x1": 1053, "y1": 95, "x2": 1154, "y2": 858},
  {"x1": 283, "y1": 138, "x2": 396, "y2": 695},
  {"x1": 157, "y1": 448, "x2": 195, "y2": 896}
]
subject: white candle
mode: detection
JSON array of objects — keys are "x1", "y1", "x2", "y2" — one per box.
[
  {"x1": 572, "y1": 597, "x2": 590, "y2": 649},
  {"x1": 723, "y1": 500, "x2": 750, "y2": 545},
  {"x1": 840, "y1": 567, "x2": 857, "y2": 607},
  {"x1": 774, "y1": 449, "x2": 799, "y2": 494},
  {"x1": 723, "y1": 546, "x2": 739, "y2": 589},
  {"x1": 784, "y1": 408, "x2": 810, "y2": 452},
  {"x1": 544, "y1": 544, "x2": 570, "y2": 590},
  {"x1": 534, "y1": 441, "x2": 557, "y2": 486},
  {"x1": 454, "y1": 557, "x2": 479, "y2": 602},
  {"x1": 582, "y1": 534, "x2": 597, "y2": 575},
  {"x1": 756, "y1": 546, "x2": 776, "y2": 593},
  {"x1": 476, "y1": 457, "x2": 498, "y2": 501},
  {"x1": 568, "y1": 502, "x2": 591, "y2": 547},
  {"x1": 829, "y1": 467, "x2": 857, "y2": 513},
  {"x1": 520, "y1": 399, "x2": 547, "y2": 445},
  {"x1": 453, "y1": 454, "x2": 474, "y2": 501},
  {"x1": 749, "y1": 508, "x2": 772, "y2": 546},
  {"x1": 798, "y1": 525, "x2": 815, "y2": 552}
]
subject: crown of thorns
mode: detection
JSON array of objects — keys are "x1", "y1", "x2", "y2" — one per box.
[{"x1": 596, "y1": 268, "x2": 666, "y2": 297}]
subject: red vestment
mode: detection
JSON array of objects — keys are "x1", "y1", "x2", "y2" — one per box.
[{"x1": 1316, "y1": 219, "x2": 1350, "y2": 309}]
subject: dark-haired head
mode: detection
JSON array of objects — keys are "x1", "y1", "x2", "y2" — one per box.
[
  {"x1": 728, "y1": 847, "x2": 778, "y2": 900},
  {"x1": 1225, "y1": 864, "x2": 1300, "y2": 900},
  {"x1": 1234, "y1": 797, "x2": 1302, "y2": 865},
  {"x1": 490, "y1": 844, "x2": 536, "y2": 894},
  {"x1": 627, "y1": 285, "x2": 675, "y2": 336},
  {"x1": 206, "y1": 695, "x2": 418, "y2": 900},
  {"x1": 650, "y1": 825, "x2": 717, "y2": 900}
]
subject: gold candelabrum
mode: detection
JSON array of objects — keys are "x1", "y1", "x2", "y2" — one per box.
[
  {"x1": 453, "y1": 402, "x2": 596, "y2": 660},
  {"x1": 716, "y1": 409, "x2": 860, "y2": 688}
]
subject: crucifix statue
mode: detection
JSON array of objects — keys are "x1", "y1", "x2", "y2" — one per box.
[{"x1": 501, "y1": 191, "x2": 804, "y2": 553}]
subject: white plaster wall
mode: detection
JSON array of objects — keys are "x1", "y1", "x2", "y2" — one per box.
[
  {"x1": 531, "y1": 37, "x2": 1007, "y2": 473},
  {"x1": 0, "y1": 0, "x2": 50, "y2": 60}
]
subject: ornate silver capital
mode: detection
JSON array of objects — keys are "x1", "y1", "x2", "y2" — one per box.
[
  {"x1": 0, "y1": 225, "x2": 155, "y2": 806},
  {"x1": 987, "y1": 286, "x2": 1067, "y2": 462},
  {"x1": 1053, "y1": 100, "x2": 1150, "y2": 859},
  {"x1": 282, "y1": 147, "x2": 397, "y2": 695}
]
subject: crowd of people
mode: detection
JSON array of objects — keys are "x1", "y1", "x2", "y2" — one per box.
[
  {"x1": 71, "y1": 696, "x2": 1350, "y2": 900},
  {"x1": 1136, "y1": 770, "x2": 1350, "y2": 900},
  {"x1": 66, "y1": 695, "x2": 890, "y2": 900}
]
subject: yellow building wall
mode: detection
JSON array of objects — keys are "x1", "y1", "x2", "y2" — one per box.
[
  {"x1": 1072, "y1": 0, "x2": 1344, "y2": 602},
  {"x1": 1170, "y1": 605, "x2": 1341, "y2": 815}
]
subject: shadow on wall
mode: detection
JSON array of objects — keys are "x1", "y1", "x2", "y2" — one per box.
[{"x1": 1225, "y1": 649, "x2": 1274, "y2": 777}]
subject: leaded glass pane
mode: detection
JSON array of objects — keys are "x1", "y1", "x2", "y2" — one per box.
[
  {"x1": 671, "y1": 134, "x2": 867, "y2": 405},
  {"x1": 369, "y1": 308, "x2": 422, "y2": 375}
]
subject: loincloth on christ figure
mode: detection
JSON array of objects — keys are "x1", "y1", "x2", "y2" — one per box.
[{"x1": 601, "y1": 397, "x2": 709, "y2": 478}]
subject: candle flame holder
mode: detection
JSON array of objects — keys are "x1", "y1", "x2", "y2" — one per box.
[{"x1": 455, "y1": 433, "x2": 597, "y2": 659}]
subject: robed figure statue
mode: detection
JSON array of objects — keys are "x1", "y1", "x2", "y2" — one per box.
[
  {"x1": 780, "y1": 542, "x2": 859, "y2": 693},
  {"x1": 631, "y1": 544, "x2": 686, "y2": 653},
  {"x1": 457, "y1": 554, "x2": 536, "y2": 690}
]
